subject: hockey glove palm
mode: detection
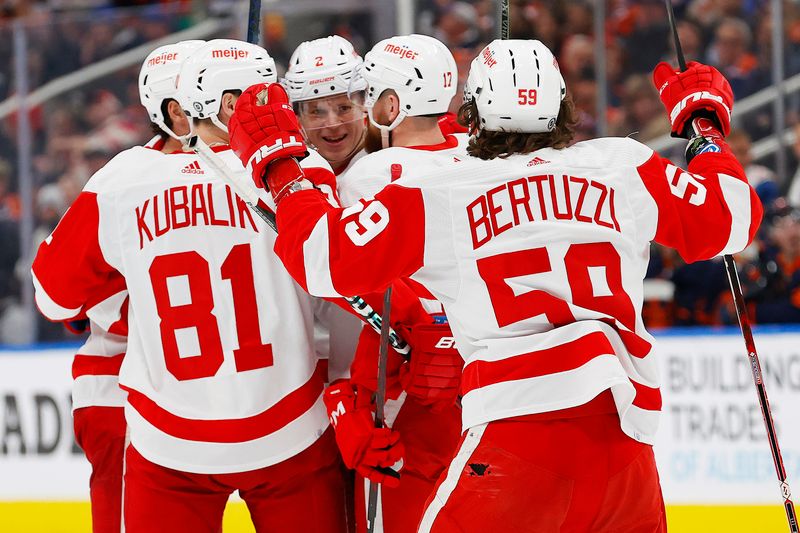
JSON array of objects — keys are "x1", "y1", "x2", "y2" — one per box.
[
  {"x1": 323, "y1": 380, "x2": 404, "y2": 488},
  {"x1": 229, "y1": 83, "x2": 308, "y2": 190},
  {"x1": 653, "y1": 61, "x2": 733, "y2": 138}
]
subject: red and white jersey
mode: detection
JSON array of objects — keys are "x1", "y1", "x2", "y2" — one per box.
[
  {"x1": 33, "y1": 146, "x2": 334, "y2": 474},
  {"x1": 70, "y1": 289, "x2": 129, "y2": 410},
  {"x1": 337, "y1": 133, "x2": 469, "y2": 207},
  {"x1": 273, "y1": 137, "x2": 762, "y2": 444}
]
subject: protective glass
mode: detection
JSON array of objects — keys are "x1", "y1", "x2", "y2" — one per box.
[{"x1": 296, "y1": 93, "x2": 366, "y2": 131}]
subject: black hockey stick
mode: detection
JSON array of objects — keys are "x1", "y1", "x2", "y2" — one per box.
[
  {"x1": 366, "y1": 286, "x2": 398, "y2": 533},
  {"x1": 246, "y1": 0, "x2": 262, "y2": 45},
  {"x1": 665, "y1": 2, "x2": 799, "y2": 531},
  {"x1": 500, "y1": 0, "x2": 509, "y2": 39}
]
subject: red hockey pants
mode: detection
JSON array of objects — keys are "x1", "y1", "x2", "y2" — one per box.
[
  {"x1": 418, "y1": 391, "x2": 668, "y2": 532},
  {"x1": 354, "y1": 395, "x2": 462, "y2": 533},
  {"x1": 73, "y1": 406, "x2": 126, "y2": 533},
  {"x1": 123, "y1": 428, "x2": 348, "y2": 533}
]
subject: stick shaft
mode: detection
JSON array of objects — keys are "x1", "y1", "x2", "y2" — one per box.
[
  {"x1": 366, "y1": 286, "x2": 393, "y2": 533},
  {"x1": 665, "y1": 1, "x2": 797, "y2": 529},
  {"x1": 246, "y1": 0, "x2": 262, "y2": 45},
  {"x1": 500, "y1": 0, "x2": 509, "y2": 39}
]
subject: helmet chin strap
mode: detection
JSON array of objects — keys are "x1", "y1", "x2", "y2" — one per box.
[
  {"x1": 210, "y1": 114, "x2": 229, "y2": 134},
  {"x1": 367, "y1": 107, "x2": 406, "y2": 149},
  {"x1": 155, "y1": 118, "x2": 184, "y2": 144}
]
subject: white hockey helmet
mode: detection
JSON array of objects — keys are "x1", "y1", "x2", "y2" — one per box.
[
  {"x1": 139, "y1": 40, "x2": 205, "y2": 139},
  {"x1": 176, "y1": 39, "x2": 277, "y2": 133},
  {"x1": 282, "y1": 35, "x2": 364, "y2": 103},
  {"x1": 360, "y1": 34, "x2": 457, "y2": 132},
  {"x1": 464, "y1": 39, "x2": 566, "y2": 133}
]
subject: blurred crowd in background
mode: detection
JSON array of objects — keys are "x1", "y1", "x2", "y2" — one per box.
[{"x1": 0, "y1": 0, "x2": 799, "y2": 343}]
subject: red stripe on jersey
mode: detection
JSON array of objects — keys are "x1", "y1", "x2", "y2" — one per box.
[
  {"x1": 461, "y1": 331, "x2": 614, "y2": 394},
  {"x1": 72, "y1": 354, "x2": 124, "y2": 379},
  {"x1": 631, "y1": 379, "x2": 662, "y2": 411},
  {"x1": 32, "y1": 191, "x2": 119, "y2": 319},
  {"x1": 275, "y1": 185, "x2": 426, "y2": 298},
  {"x1": 637, "y1": 151, "x2": 758, "y2": 263},
  {"x1": 122, "y1": 362, "x2": 325, "y2": 443}
]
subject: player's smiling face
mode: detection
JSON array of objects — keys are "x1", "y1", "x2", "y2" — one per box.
[{"x1": 297, "y1": 94, "x2": 366, "y2": 164}]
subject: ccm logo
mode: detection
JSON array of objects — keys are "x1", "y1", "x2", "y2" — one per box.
[
  {"x1": 328, "y1": 401, "x2": 346, "y2": 428},
  {"x1": 435, "y1": 337, "x2": 457, "y2": 349}
]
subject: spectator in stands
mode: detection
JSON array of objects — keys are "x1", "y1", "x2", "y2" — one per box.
[
  {"x1": 708, "y1": 17, "x2": 762, "y2": 98},
  {"x1": 610, "y1": 74, "x2": 670, "y2": 142},
  {"x1": 727, "y1": 129, "x2": 780, "y2": 205},
  {"x1": 746, "y1": 201, "x2": 800, "y2": 323},
  {"x1": 435, "y1": 1, "x2": 481, "y2": 49}
]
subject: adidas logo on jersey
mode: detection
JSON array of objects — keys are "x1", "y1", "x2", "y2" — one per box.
[
  {"x1": 527, "y1": 156, "x2": 549, "y2": 167},
  {"x1": 181, "y1": 161, "x2": 205, "y2": 174}
]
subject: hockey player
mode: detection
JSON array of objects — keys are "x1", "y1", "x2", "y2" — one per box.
[
  {"x1": 320, "y1": 34, "x2": 466, "y2": 533},
  {"x1": 283, "y1": 35, "x2": 367, "y2": 175},
  {"x1": 229, "y1": 39, "x2": 762, "y2": 531},
  {"x1": 32, "y1": 39, "x2": 347, "y2": 533},
  {"x1": 33, "y1": 40, "x2": 203, "y2": 533}
]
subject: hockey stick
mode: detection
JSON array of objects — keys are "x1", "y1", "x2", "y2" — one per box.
[
  {"x1": 665, "y1": 2, "x2": 798, "y2": 531},
  {"x1": 500, "y1": 0, "x2": 509, "y2": 39},
  {"x1": 246, "y1": 0, "x2": 262, "y2": 45},
  {"x1": 366, "y1": 285, "x2": 396, "y2": 533}
]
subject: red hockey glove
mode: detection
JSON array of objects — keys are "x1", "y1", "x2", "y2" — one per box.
[
  {"x1": 398, "y1": 321, "x2": 462, "y2": 411},
  {"x1": 323, "y1": 380, "x2": 404, "y2": 488},
  {"x1": 652, "y1": 61, "x2": 733, "y2": 138},
  {"x1": 228, "y1": 83, "x2": 308, "y2": 189}
]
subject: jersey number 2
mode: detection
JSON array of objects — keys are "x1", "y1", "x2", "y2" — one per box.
[{"x1": 149, "y1": 244, "x2": 273, "y2": 381}]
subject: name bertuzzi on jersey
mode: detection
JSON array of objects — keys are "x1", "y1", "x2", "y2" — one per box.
[
  {"x1": 467, "y1": 171, "x2": 621, "y2": 249},
  {"x1": 135, "y1": 182, "x2": 259, "y2": 249}
]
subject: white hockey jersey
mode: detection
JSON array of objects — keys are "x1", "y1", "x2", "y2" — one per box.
[
  {"x1": 33, "y1": 146, "x2": 335, "y2": 473},
  {"x1": 273, "y1": 136, "x2": 762, "y2": 444},
  {"x1": 337, "y1": 133, "x2": 469, "y2": 207}
]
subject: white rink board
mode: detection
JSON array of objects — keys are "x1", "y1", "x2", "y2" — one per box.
[
  {"x1": 1, "y1": 327, "x2": 799, "y2": 503},
  {"x1": 652, "y1": 327, "x2": 800, "y2": 504},
  {"x1": 0, "y1": 346, "x2": 90, "y2": 500}
]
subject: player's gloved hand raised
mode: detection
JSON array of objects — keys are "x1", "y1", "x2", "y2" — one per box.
[
  {"x1": 397, "y1": 320, "x2": 462, "y2": 411},
  {"x1": 228, "y1": 83, "x2": 308, "y2": 191},
  {"x1": 652, "y1": 61, "x2": 733, "y2": 139},
  {"x1": 323, "y1": 380, "x2": 404, "y2": 488}
]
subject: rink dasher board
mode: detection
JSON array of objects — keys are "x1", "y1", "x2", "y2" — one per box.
[{"x1": 1, "y1": 326, "x2": 799, "y2": 502}]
